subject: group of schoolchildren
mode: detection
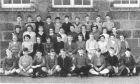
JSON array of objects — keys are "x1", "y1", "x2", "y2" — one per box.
[{"x1": 0, "y1": 14, "x2": 138, "y2": 78}]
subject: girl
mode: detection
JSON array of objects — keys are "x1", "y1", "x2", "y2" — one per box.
[
  {"x1": 76, "y1": 34, "x2": 86, "y2": 51},
  {"x1": 36, "y1": 26, "x2": 46, "y2": 43}
]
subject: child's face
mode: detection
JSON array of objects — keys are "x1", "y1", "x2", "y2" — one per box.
[
  {"x1": 78, "y1": 49, "x2": 84, "y2": 55},
  {"x1": 57, "y1": 37, "x2": 61, "y2": 41},
  {"x1": 112, "y1": 28, "x2": 117, "y2": 33},
  {"x1": 70, "y1": 26, "x2": 75, "y2": 32},
  {"x1": 78, "y1": 35, "x2": 83, "y2": 41},
  {"x1": 12, "y1": 36, "x2": 17, "y2": 42},
  {"x1": 24, "y1": 37, "x2": 30, "y2": 41},
  {"x1": 46, "y1": 18, "x2": 51, "y2": 23},
  {"x1": 125, "y1": 51, "x2": 131, "y2": 57},
  {"x1": 38, "y1": 26, "x2": 43, "y2": 32},
  {"x1": 109, "y1": 49, "x2": 115, "y2": 56},
  {"x1": 55, "y1": 19, "x2": 60, "y2": 23},
  {"x1": 50, "y1": 52, "x2": 55, "y2": 57},
  {"x1": 92, "y1": 27, "x2": 97, "y2": 32},
  {"x1": 23, "y1": 51, "x2": 28, "y2": 56},
  {"x1": 27, "y1": 17, "x2": 32, "y2": 22},
  {"x1": 46, "y1": 38, "x2": 51, "y2": 43},
  {"x1": 64, "y1": 17, "x2": 69, "y2": 22},
  {"x1": 96, "y1": 17, "x2": 101, "y2": 22},
  {"x1": 110, "y1": 36, "x2": 115, "y2": 40},
  {"x1": 103, "y1": 29, "x2": 107, "y2": 34},
  {"x1": 17, "y1": 17, "x2": 22, "y2": 22},
  {"x1": 27, "y1": 26, "x2": 32, "y2": 32},
  {"x1": 100, "y1": 37, "x2": 105, "y2": 42},
  {"x1": 120, "y1": 35, "x2": 124, "y2": 41},
  {"x1": 75, "y1": 18, "x2": 79, "y2": 22},
  {"x1": 59, "y1": 28, "x2": 64, "y2": 33},
  {"x1": 60, "y1": 50, "x2": 66, "y2": 57},
  {"x1": 36, "y1": 52, "x2": 42, "y2": 57},
  {"x1": 49, "y1": 29, "x2": 54, "y2": 34},
  {"x1": 36, "y1": 37, "x2": 41, "y2": 43},
  {"x1": 15, "y1": 28, "x2": 20, "y2": 33},
  {"x1": 106, "y1": 16, "x2": 111, "y2": 21},
  {"x1": 81, "y1": 26, "x2": 86, "y2": 32},
  {"x1": 37, "y1": 17, "x2": 41, "y2": 21},
  {"x1": 96, "y1": 51, "x2": 101, "y2": 56},
  {"x1": 89, "y1": 34, "x2": 94, "y2": 39},
  {"x1": 85, "y1": 16, "x2": 89, "y2": 21},
  {"x1": 68, "y1": 36, "x2": 73, "y2": 42}
]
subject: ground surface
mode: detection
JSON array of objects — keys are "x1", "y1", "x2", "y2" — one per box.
[{"x1": 0, "y1": 76, "x2": 140, "y2": 84}]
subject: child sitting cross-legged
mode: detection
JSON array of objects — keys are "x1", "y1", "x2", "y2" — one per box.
[
  {"x1": 118, "y1": 48, "x2": 136, "y2": 76},
  {"x1": 16, "y1": 48, "x2": 33, "y2": 77},
  {"x1": 31, "y1": 51, "x2": 47, "y2": 78},
  {"x1": 1, "y1": 49, "x2": 16, "y2": 75},
  {"x1": 89, "y1": 48, "x2": 109, "y2": 76}
]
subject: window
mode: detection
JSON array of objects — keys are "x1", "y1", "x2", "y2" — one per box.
[
  {"x1": 113, "y1": 0, "x2": 140, "y2": 7},
  {"x1": 52, "y1": 0, "x2": 93, "y2": 8},
  {"x1": 1, "y1": 0, "x2": 32, "y2": 8}
]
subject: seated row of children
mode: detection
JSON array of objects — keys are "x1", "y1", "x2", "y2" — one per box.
[{"x1": 0, "y1": 45, "x2": 136, "y2": 78}]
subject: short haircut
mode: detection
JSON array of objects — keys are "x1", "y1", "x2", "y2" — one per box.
[
  {"x1": 91, "y1": 25, "x2": 98, "y2": 30},
  {"x1": 119, "y1": 34, "x2": 126, "y2": 38},
  {"x1": 55, "y1": 17, "x2": 60, "y2": 20},
  {"x1": 110, "y1": 47, "x2": 115, "y2": 50},
  {"x1": 17, "y1": 15, "x2": 22, "y2": 18},
  {"x1": 24, "y1": 34, "x2": 31, "y2": 39},
  {"x1": 36, "y1": 50, "x2": 43, "y2": 54},
  {"x1": 110, "y1": 34, "x2": 115, "y2": 37},
  {"x1": 27, "y1": 25, "x2": 33, "y2": 30},
  {"x1": 27, "y1": 15, "x2": 32, "y2": 18},
  {"x1": 36, "y1": 15, "x2": 41, "y2": 18},
  {"x1": 46, "y1": 16, "x2": 51, "y2": 19},
  {"x1": 65, "y1": 15, "x2": 69, "y2": 18},
  {"x1": 99, "y1": 35, "x2": 105, "y2": 39},
  {"x1": 23, "y1": 48, "x2": 28, "y2": 52},
  {"x1": 75, "y1": 16, "x2": 80, "y2": 19},
  {"x1": 57, "y1": 34, "x2": 62, "y2": 38},
  {"x1": 15, "y1": 25, "x2": 21, "y2": 29}
]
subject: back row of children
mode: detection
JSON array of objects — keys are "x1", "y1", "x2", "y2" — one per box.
[{"x1": 0, "y1": 14, "x2": 137, "y2": 78}]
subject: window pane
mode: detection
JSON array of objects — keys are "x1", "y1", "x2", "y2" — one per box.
[
  {"x1": 4, "y1": 0, "x2": 12, "y2": 4},
  {"x1": 22, "y1": 0, "x2": 30, "y2": 4},
  {"x1": 54, "y1": 0, "x2": 62, "y2": 5},
  {"x1": 130, "y1": 0, "x2": 138, "y2": 4},
  {"x1": 13, "y1": 0, "x2": 21, "y2": 4},
  {"x1": 122, "y1": 0, "x2": 129, "y2": 4},
  {"x1": 114, "y1": 0, "x2": 121, "y2": 4},
  {"x1": 83, "y1": 0, "x2": 91, "y2": 5},
  {"x1": 75, "y1": 0, "x2": 82, "y2": 5},
  {"x1": 63, "y1": 0, "x2": 70, "y2": 5}
]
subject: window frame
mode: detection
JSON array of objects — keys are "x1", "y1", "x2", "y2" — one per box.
[
  {"x1": 113, "y1": 0, "x2": 140, "y2": 8},
  {"x1": 52, "y1": 0, "x2": 93, "y2": 8},
  {"x1": 1, "y1": 0, "x2": 32, "y2": 8}
]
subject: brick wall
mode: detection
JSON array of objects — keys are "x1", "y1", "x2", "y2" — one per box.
[{"x1": 0, "y1": 0, "x2": 140, "y2": 62}]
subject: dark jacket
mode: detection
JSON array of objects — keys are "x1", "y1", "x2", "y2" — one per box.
[
  {"x1": 57, "y1": 56, "x2": 72, "y2": 71},
  {"x1": 106, "y1": 55, "x2": 119, "y2": 67},
  {"x1": 62, "y1": 22, "x2": 72, "y2": 34},
  {"x1": 64, "y1": 42, "x2": 77, "y2": 54},
  {"x1": 79, "y1": 31, "x2": 89, "y2": 41}
]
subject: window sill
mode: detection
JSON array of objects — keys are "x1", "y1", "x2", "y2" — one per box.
[{"x1": 0, "y1": 7, "x2": 35, "y2": 11}]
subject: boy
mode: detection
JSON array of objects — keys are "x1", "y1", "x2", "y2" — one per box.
[
  {"x1": 54, "y1": 35, "x2": 64, "y2": 55},
  {"x1": 56, "y1": 49, "x2": 73, "y2": 77},
  {"x1": 91, "y1": 25, "x2": 101, "y2": 41},
  {"x1": 16, "y1": 48, "x2": 33, "y2": 76},
  {"x1": 83, "y1": 15, "x2": 92, "y2": 32},
  {"x1": 89, "y1": 49, "x2": 109, "y2": 76},
  {"x1": 68, "y1": 25, "x2": 78, "y2": 42},
  {"x1": 72, "y1": 48, "x2": 90, "y2": 77},
  {"x1": 86, "y1": 32, "x2": 98, "y2": 59},
  {"x1": 35, "y1": 15, "x2": 44, "y2": 33},
  {"x1": 32, "y1": 51, "x2": 47, "y2": 78},
  {"x1": 44, "y1": 16, "x2": 55, "y2": 33},
  {"x1": 46, "y1": 49, "x2": 57, "y2": 76},
  {"x1": 106, "y1": 47, "x2": 119, "y2": 77},
  {"x1": 64, "y1": 35, "x2": 77, "y2": 55},
  {"x1": 118, "y1": 48, "x2": 136, "y2": 76},
  {"x1": 2, "y1": 49, "x2": 16, "y2": 75},
  {"x1": 54, "y1": 17, "x2": 62, "y2": 33},
  {"x1": 62, "y1": 16, "x2": 72, "y2": 35},
  {"x1": 73, "y1": 16, "x2": 82, "y2": 34}
]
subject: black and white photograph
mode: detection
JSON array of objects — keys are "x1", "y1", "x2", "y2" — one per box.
[{"x1": 0, "y1": 0, "x2": 140, "y2": 84}]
